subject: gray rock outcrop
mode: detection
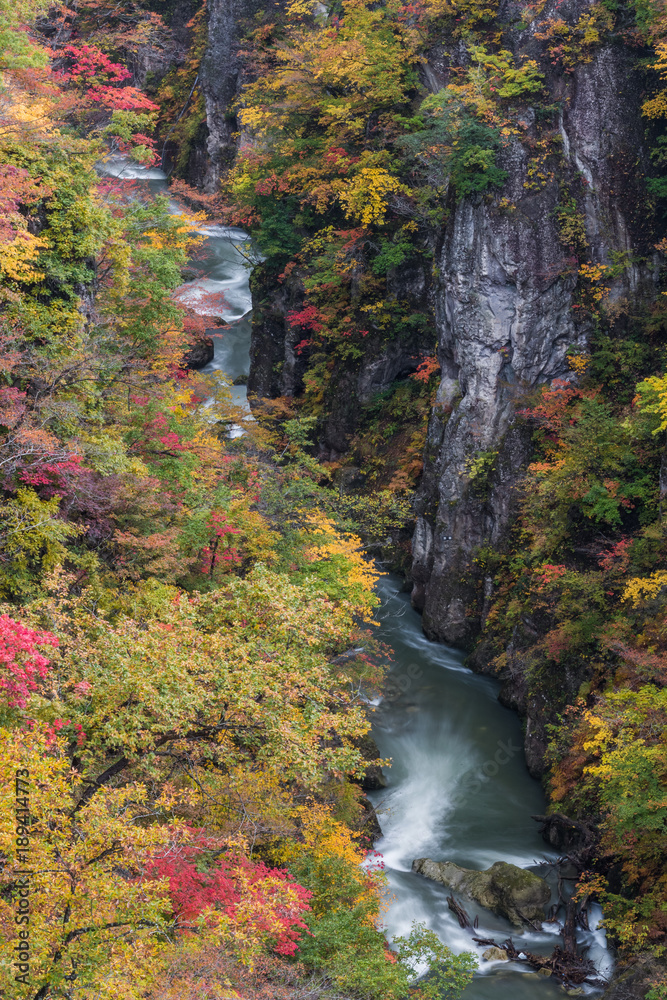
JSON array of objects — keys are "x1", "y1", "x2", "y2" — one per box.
[
  {"x1": 412, "y1": 36, "x2": 653, "y2": 646},
  {"x1": 412, "y1": 858, "x2": 551, "y2": 927},
  {"x1": 200, "y1": 0, "x2": 290, "y2": 189},
  {"x1": 482, "y1": 946, "x2": 509, "y2": 962}
]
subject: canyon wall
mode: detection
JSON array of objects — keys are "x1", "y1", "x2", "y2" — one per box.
[{"x1": 413, "y1": 19, "x2": 655, "y2": 646}]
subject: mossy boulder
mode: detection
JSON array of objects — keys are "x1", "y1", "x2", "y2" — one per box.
[{"x1": 412, "y1": 858, "x2": 551, "y2": 928}]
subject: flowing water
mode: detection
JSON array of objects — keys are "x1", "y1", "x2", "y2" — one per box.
[
  {"x1": 99, "y1": 156, "x2": 613, "y2": 998},
  {"x1": 98, "y1": 157, "x2": 253, "y2": 406},
  {"x1": 369, "y1": 577, "x2": 613, "y2": 997}
]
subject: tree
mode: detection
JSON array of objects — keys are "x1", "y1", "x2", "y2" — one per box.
[{"x1": 0, "y1": 726, "x2": 172, "y2": 1000}]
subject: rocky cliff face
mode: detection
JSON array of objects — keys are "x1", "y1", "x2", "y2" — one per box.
[
  {"x1": 214, "y1": 0, "x2": 656, "y2": 642},
  {"x1": 412, "y1": 19, "x2": 655, "y2": 647},
  {"x1": 200, "y1": 0, "x2": 291, "y2": 189},
  {"x1": 248, "y1": 255, "x2": 435, "y2": 457}
]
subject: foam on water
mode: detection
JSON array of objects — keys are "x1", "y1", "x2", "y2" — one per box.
[
  {"x1": 97, "y1": 157, "x2": 168, "y2": 180},
  {"x1": 173, "y1": 276, "x2": 252, "y2": 321},
  {"x1": 369, "y1": 576, "x2": 614, "y2": 997},
  {"x1": 196, "y1": 224, "x2": 250, "y2": 240}
]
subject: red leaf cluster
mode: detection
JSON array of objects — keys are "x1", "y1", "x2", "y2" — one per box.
[
  {"x1": 0, "y1": 616, "x2": 58, "y2": 709},
  {"x1": 61, "y1": 43, "x2": 159, "y2": 113},
  {"x1": 145, "y1": 831, "x2": 312, "y2": 956}
]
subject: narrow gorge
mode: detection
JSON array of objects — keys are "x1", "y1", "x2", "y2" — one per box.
[
  {"x1": 2, "y1": 0, "x2": 667, "y2": 997},
  {"x1": 172, "y1": 0, "x2": 667, "y2": 992}
]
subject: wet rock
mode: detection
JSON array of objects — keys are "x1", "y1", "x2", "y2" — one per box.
[
  {"x1": 359, "y1": 795, "x2": 382, "y2": 841},
  {"x1": 360, "y1": 763, "x2": 387, "y2": 791},
  {"x1": 482, "y1": 947, "x2": 509, "y2": 962},
  {"x1": 180, "y1": 265, "x2": 201, "y2": 282},
  {"x1": 412, "y1": 858, "x2": 550, "y2": 927},
  {"x1": 182, "y1": 335, "x2": 214, "y2": 370},
  {"x1": 352, "y1": 731, "x2": 387, "y2": 791},
  {"x1": 533, "y1": 812, "x2": 598, "y2": 859}
]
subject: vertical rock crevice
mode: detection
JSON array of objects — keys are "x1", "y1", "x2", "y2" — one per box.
[{"x1": 412, "y1": 43, "x2": 654, "y2": 645}]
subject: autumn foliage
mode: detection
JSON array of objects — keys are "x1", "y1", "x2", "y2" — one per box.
[
  {"x1": 0, "y1": 616, "x2": 57, "y2": 710},
  {"x1": 144, "y1": 831, "x2": 312, "y2": 956},
  {"x1": 0, "y1": 7, "x2": 476, "y2": 996}
]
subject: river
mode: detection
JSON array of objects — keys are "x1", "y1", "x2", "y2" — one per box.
[
  {"x1": 99, "y1": 156, "x2": 613, "y2": 998},
  {"x1": 99, "y1": 157, "x2": 254, "y2": 405},
  {"x1": 369, "y1": 576, "x2": 612, "y2": 997}
]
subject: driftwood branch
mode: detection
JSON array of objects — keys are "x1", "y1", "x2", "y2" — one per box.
[
  {"x1": 472, "y1": 935, "x2": 606, "y2": 988},
  {"x1": 447, "y1": 895, "x2": 472, "y2": 928}
]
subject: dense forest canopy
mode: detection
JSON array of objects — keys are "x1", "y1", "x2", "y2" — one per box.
[
  {"x1": 3, "y1": 0, "x2": 667, "y2": 994},
  {"x1": 0, "y1": 2, "x2": 478, "y2": 996}
]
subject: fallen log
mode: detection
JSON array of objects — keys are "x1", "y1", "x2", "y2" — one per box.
[{"x1": 562, "y1": 897, "x2": 578, "y2": 956}]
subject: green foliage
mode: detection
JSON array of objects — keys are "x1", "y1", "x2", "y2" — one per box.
[
  {"x1": 0, "y1": 0, "x2": 50, "y2": 70},
  {"x1": 283, "y1": 820, "x2": 476, "y2": 1000},
  {"x1": 394, "y1": 925, "x2": 478, "y2": 1000},
  {"x1": 253, "y1": 196, "x2": 305, "y2": 263},
  {"x1": 296, "y1": 913, "x2": 476, "y2": 999},
  {"x1": 0, "y1": 490, "x2": 80, "y2": 600},
  {"x1": 495, "y1": 61, "x2": 545, "y2": 98},
  {"x1": 588, "y1": 326, "x2": 667, "y2": 405},
  {"x1": 346, "y1": 378, "x2": 433, "y2": 492},
  {"x1": 482, "y1": 360, "x2": 667, "y2": 960},
  {"x1": 522, "y1": 393, "x2": 657, "y2": 553},
  {"x1": 99, "y1": 194, "x2": 195, "y2": 349},
  {"x1": 398, "y1": 91, "x2": 508, "y2": 199},
  {"x1": 465, "y1": 43, "x2": 545, "y2": 99},
  {"x1": 465, "y1": 448, "x2": 498, "y2": 498},
  {"x1": 102, "y1": 111, "x2": 159, "y2": 164},
  {"x1": 371, "y1": 232, "x2": 415, "y2": 276}
]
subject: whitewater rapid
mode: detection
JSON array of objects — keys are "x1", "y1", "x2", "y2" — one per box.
[{"x1": 368, "y1": 577, "x2": 613, "y2": 998}]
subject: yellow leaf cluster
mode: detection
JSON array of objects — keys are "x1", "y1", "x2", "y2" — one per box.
[
  {"x1": 581, "y1": 708, "x2": 613, "y2": 756},
  {"x1": 337, "y1": 165, "x2": 408, "y2": 226},
  {"x1": 0, "y1": 727, "x2": 174, "y2": 1000},
  {"x1": 0, "y1": 232, "x2": 47, "y2": 280},
  {"x1": 567, "y1": 353, "x2": 590, "y2": 376},
  {"x1": 304, "y1": 511, "x2": 380, "y2": 609},
  {"x1": 622, "y1": 571, "x2": 667, "y2": 607},
  {"x1": 296, "y1": 802, "x2": 367, "y2": 866}
]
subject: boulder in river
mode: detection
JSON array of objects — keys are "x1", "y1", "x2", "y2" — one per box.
[
  {"x1": 412, "y1": 858, "x2": 550, "y2": 928},
  {"x1": 482, "y1": 947, "x2": 509, "y2": 962},
  {"x1": 182, "y1": 335, "x2": 214, "y2": 370}
]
